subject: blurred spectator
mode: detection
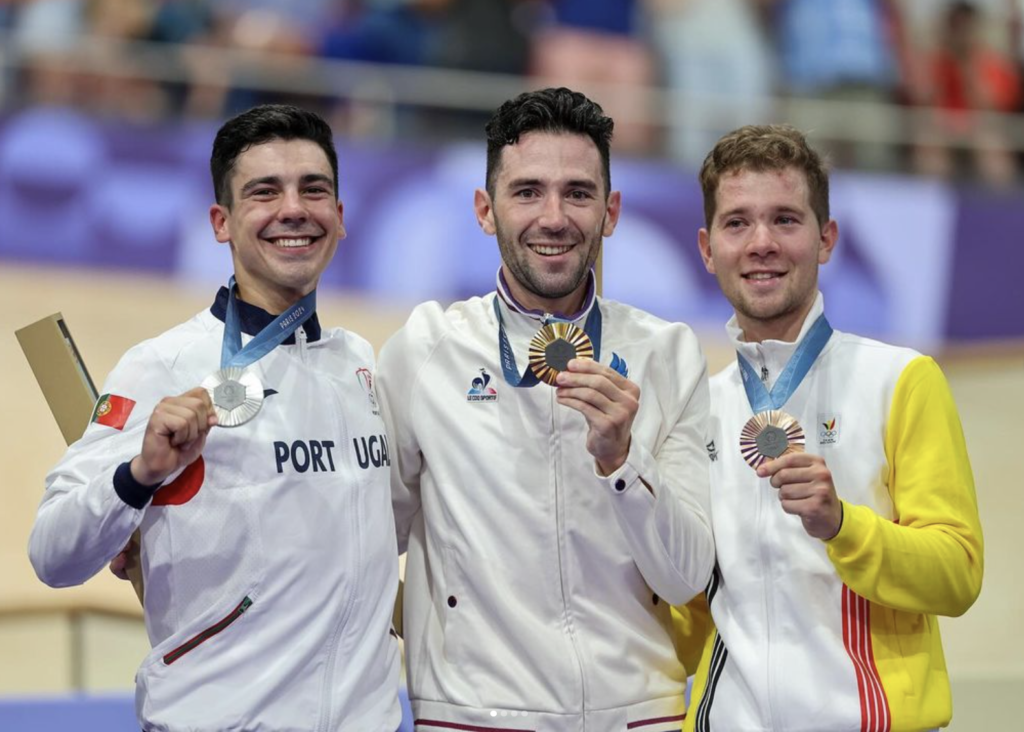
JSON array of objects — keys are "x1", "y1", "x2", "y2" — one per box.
[
  {"x1": 320, "y1": 1, "x2": 432, "y2": 66},
  {"x1": 645, "y1": 0, "x2": 776, "y2": 169},
  {"x1": 910, "y1": 1, "x2": 1020, "y2": 184},
  {"x1": 768, "y1": 0, "x2": 907, "y2": 171},
  {"x1": 530, "y1": 0, "x2": 656, "y2": 154},
  {"x1": 7, "y1": 0, "x2": 86, "y2": 109}
]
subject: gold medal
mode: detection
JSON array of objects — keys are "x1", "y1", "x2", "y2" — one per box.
[
  {"x1": 528, "y1": 322, "x2": 594, "y2": 385},
  {"x1": 201, "y1": 367, "x2": 264, "y2": 428},
  {"x1": 739, "y1": 410, "x2": 805, "y2": 469}
]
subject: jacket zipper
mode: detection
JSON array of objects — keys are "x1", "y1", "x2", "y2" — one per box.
[
  {"x1": 759, "y1": 473, "x2": 781, "y2": 728},
  {"x1": 297, "y1": 325, "x2": 308, "y2": 362},
  {"x1": 163, "y1": 596, "x2": 253, "y2": 665},
  {"x1": 551, "y1": 387, "x2": 588, "y2": 724}
]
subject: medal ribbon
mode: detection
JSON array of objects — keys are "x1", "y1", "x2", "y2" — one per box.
[
  {"x1": 221, "y1": 276, "x2": 317, "y2": 369},
  {"x1": 493, "y1": 296, "x2": 603, "y2": 388},
  {"x1": 737, "y1": 314, "x2": 833, "y2": 413}
]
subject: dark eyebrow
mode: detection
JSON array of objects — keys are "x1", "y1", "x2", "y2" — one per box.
[
  {"x1": 300, "y1": 173, "x2": 334, "y2": 191},
  {"x1": 240, "y1": 173, "x2": 335, "y2": 196},
  {"x1": 505, "y1": 177, "x2": 599, "y2": 192},
  {"x1": 240, "y1": 176, "x2": 282, "y2": 196}
]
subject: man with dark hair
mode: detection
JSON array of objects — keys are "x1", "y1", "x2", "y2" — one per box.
[
  {"x1": 29, "y1": 104, "x2": 401, "y2": 731},
  {"x1": 376, "y1": 87, "x2": 713, "y2": 731},
  {"x1": 683, "y1": 124, "x2": 984, "y2": 732}
]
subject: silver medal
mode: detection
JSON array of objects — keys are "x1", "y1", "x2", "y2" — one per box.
[{"x1": 202, "y1": 367, "x2": 264, "y2": 428}]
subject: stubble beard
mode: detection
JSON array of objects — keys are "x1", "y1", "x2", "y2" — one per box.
[
  {"x1": 722, "y1": 272, "x2": 817, "y2": 337},
  {"x1": 494, "y1": 217, "x2": 601, "y2": 304}
]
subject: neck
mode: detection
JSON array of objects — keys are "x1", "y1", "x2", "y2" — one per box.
[
  {"x1": 738, "y1": 299, "x2": 815, "y2": 344},
  {"x1": 500, "y1": 266, "x2": 590, "y2": 319}
]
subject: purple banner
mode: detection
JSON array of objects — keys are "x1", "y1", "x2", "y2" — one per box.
[{"x1": 1, "y1": 108, "x2": 1021, "y2": 346}]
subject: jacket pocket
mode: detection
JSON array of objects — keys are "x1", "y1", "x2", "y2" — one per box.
[
  {"x1": 162, "y1": 596, "x2": 253, "y2": 665},
  {"x1": 441, "y1": 547, "x2": 465, "y2": 663}
]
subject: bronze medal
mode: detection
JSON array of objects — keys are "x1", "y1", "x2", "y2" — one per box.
[{"x1": 739, "y1": 410, "x2": 805, "y2": 469}]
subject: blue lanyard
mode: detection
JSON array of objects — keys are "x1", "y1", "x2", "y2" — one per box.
[
  {"x1": 221, "y1": 276, "x2": 316, "y2": 369},
  {"x1": 737, "y1": 314, "x2": 833, "y2": 413},
  {"x1": 493, "y1": 296, "x2": 603, "y2": 388}
]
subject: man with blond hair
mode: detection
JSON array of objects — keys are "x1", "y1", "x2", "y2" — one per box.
[{"x1": 684, "y1": 124, "x2": 983, "y2": 732}]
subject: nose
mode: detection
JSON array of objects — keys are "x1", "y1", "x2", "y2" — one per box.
[
  {"x1": 537, "y1": 194, "x2": 568, "y2": 231},
  {"x1": 747, "y1": 222, "x2": 779, "y2": 257},
  {"x1": 277, "y1": 187, "x2": 309, "y2": 222}
]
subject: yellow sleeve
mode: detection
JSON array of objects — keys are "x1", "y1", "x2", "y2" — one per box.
[
  {"x1": 825, "y1": 356, "x2": 983, "y2": 617},
  {"x1": 671, "y1": 592, "x2": 712, "y2": 674}
]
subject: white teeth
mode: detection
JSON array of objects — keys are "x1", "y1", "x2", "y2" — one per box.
[
  {"x1": 532, "y1": 244, "x2": 573, "y2": 256},
  {"x1": 746, "y1": 272, "x2": 779, "y2": 280},
  {"x1": 273, "y1": 238, "x2": 312, "y2": 248}
]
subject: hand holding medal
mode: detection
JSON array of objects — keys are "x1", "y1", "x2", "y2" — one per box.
[
  {"x1": 733, "y1": 315, "x2": 841, "y2": 539},
  {"x1": 756, "y1": 449, "x2": 844, "y2": 541},
  {"x1": 130, "y1": 386, "x2": 217, "y2": 487},
  {"x1": 554, "y1": 357, "x2": 640, "y2": 477}
]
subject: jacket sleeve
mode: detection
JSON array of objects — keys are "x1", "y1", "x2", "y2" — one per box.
[
  {"x1": 376, "y1": 308, "x2": 436, "y2": 555},
  {"x1": 28, "y1": 342, "x2": 180, "y2": 587},
  {"x1": 672, "y1": 591, "x2": 713, "y2": 675},
  {"x1": 826, "y1": 356, "x2": 984, "y2": 616},
  {"x1": 601, "y1": 325, "x2": 715, "y2": 606}
]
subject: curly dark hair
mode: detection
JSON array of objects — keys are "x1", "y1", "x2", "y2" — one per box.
[{"x1": 485, "y1": 87, "x2": 614, "y2": 196}]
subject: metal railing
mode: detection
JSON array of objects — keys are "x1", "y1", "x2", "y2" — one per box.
[{"x1": 2, "y1": 31, "x2": 1024, "y2": 159}]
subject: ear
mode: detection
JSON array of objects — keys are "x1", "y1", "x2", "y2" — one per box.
[
  {"x1": 602, "y1": 190, "x2": 622, "y2": 237},
  {"x1": 336, "y1": 199, "x2": 346, "y2": 241},
  {"x1": 474, "y1": 189, "x2": 496, "y2": 235},
  {"x1": 819, "y1": 219, "x2": 838, "y2": 264},
  {"x1": 210, "y1": 204, "x2": 231, "y2": 243},
  {"x1": 698, "y1": 228, "x2": 715, "y2": 274}
]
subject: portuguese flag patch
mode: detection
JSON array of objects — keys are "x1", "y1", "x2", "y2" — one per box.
[{"x1": 91, "y1": 394, "x2": 136, "y2": 430}]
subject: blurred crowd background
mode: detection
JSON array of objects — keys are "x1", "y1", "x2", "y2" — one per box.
[{"x1": 2, "y1": 0, "x2": 1024, "y2": 184}]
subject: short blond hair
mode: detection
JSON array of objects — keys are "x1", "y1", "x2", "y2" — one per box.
[{"x1": 699, "y1": 125, "x2": 830, "y2": 228}]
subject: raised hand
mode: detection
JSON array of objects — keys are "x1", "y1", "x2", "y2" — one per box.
[
  {"x1": 130, "y1": 387, "x2": 217, "y2": 487},
  {"x1": 555, "y1": 358, "x2": 640, "y2": 476},
  {"x1": 757, "y1": 452, "x2": 843, "y2": 540}
]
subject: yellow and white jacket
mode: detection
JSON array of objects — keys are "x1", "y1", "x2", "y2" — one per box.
[{"x1": 685, "y1": 294, "x2": 983, "y2": 732}]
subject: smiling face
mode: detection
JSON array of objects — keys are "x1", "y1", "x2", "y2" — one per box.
[
  {"x1": 209, "y1": 137, "x2": 344, "y2": 314},
  {"x1": 475, "y1": 131, "x2": 620, "y2": 315},
  {"x1": 698, "y1": 166, "x2": 837, "y2": 343}
]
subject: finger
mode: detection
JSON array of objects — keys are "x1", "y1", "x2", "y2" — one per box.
[
  {"x1": 555, "y1": 384, "x2": 618, "y2": 415},
  {"x1": 768, "y1": 466, "x2": 819, "y2": 489},
  {"x1": 555, "y1": 393, "x2": 604, "y2": 422},
  {"x1": 776, "y1": 481, "x2": 821, "y2": 502},
  {"x1": 556, "y1": 371, "x2": 639, "y2": 406},
  {"x1": 153, "y1": 404, "x2": 203, "y2": 448},
  {"x1": 108, "y1": 553, "x2": 129, "y2": 580},
  {"x1": 183, "y1": 386, "x2": 213, "y2": 408},
  {"x1": 756, "y1": 451, "x2": 818, "y2": 478},
  {"x1": 564, "y1": 359, "x2": 639, "y2": 396}
]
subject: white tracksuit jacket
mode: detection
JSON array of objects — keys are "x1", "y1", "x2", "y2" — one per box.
[
  {"x1": 376, "y1": 287, "x2": 715, "y2": 732},
  {"x1": 29, "y1": 289, "x2": 401, "y2": 732}
]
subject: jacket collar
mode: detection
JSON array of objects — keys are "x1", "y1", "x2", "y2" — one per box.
[
  {"x1": 726, "y1": 292, "x2": 825, "y2": 389},
  {"x1": 494, "y1": 268, "x2": 597, "y2": 326},
  {"x1": 210, "y1": 286, "x2": 322, "y2": 344}
]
